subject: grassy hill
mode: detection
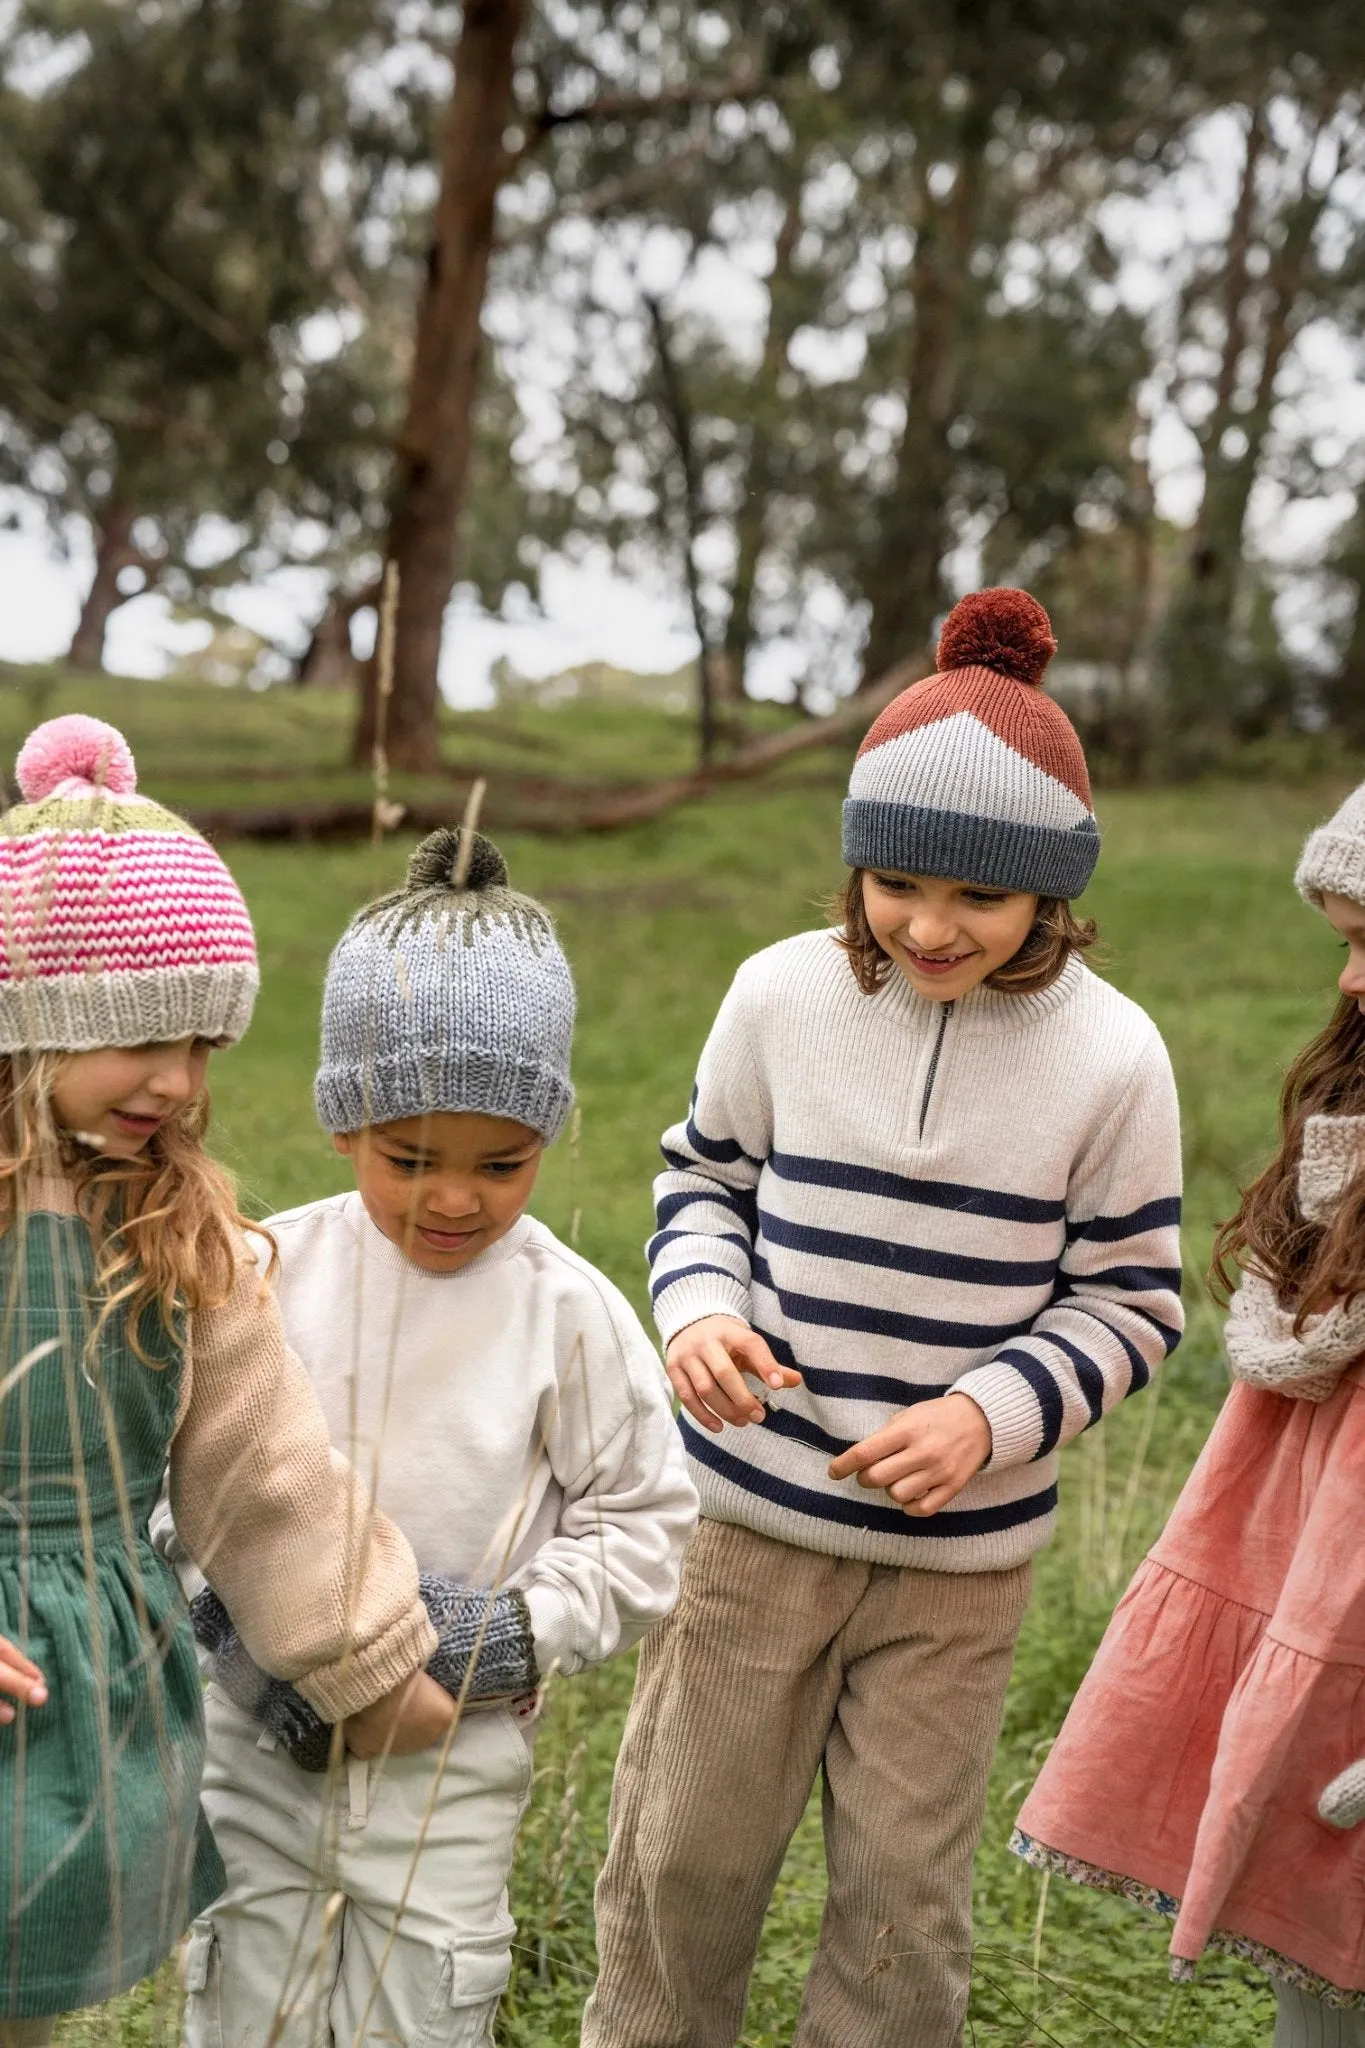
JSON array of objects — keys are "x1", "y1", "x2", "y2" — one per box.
[{"x1": 12, "y1": 669, "x2": 1353, "y2": 2046}]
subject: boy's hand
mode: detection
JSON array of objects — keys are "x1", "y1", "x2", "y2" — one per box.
[
  {"x1": 665, "y1": 1316, "x2": 802, "y2": 1432},
  {"x1": 828, "y1": 1394, "x2": 991, "y2": 1516},
  {"x1": 344, "y1": 1670, "x2": 455, "y2": 1759},
  {"x1": 0, "y1": 1636, "x2": 47, "y2": 1723}
]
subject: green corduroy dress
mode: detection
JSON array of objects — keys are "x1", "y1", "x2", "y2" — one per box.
[{"x1": 0, "y1": 1206, "x2": 223, "y2": 2019}]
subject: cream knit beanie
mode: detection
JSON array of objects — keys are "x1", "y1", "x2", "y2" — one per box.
[{"x1": 1296, "y1": 782, "x2": 1365, "y2": 907}]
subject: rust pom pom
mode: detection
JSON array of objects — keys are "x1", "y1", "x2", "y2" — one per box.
[{"x1": 935, "y1": 587, "x2": 1057, "y2": 687}]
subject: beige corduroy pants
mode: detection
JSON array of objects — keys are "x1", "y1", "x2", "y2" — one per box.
[{"x1": 582, "y1": 1518, "x2": 1031, "y2": 2048}]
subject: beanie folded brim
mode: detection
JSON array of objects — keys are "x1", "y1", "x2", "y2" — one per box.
[
  {"x1": 0, "y1": 963, "x2": 259, "y2": 1053},
  {"x1": 841, "y1": 799, "x2": 1100, "y2": 899},
  {"x1": 316, "y1": 1049, "x2": 573, "y2": 1144},
  {"x1": 1295, "y1": 829, "x2": 1365, "y2": 909}
]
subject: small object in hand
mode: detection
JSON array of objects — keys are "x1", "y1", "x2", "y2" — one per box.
[{"x1": 1319, "y1": 1758, "x2": 1365, "y2": 1829}]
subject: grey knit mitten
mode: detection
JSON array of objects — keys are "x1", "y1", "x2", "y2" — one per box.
[
  {"x1": 1319, "y1": 1758, "x2": 1365, "y2": 1829},
  {"x1": 191, "y1": 1587, "x2": 335, "y2": 1771},
  {"x1": 190, "y1": 1575, "x2": 539, "y2": 1773}
]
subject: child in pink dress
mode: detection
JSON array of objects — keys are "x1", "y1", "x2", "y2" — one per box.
[{"x1": 1013, "y1": 779, "x2": 1365, "y2": 2045}]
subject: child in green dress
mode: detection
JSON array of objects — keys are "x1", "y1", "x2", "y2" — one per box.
[{"x1": 0, "y1": 716, "x2": 448, "y2": 2040}]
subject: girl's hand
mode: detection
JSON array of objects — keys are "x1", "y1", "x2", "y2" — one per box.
[
  {"x1": 344, "y1": 1670, "x2": 454, "y2": 1759},
  {"x1": 665, "y1": 1316, "x2": 802, "y2": 1432},
  {"x1": 0, "y1": 1636, "x2": 47, "y2": 1722},
  {"x1": 828, "y1": 1394, "x2": 992, "y2": 1516}
]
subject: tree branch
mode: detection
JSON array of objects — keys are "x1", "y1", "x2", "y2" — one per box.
[{"x1": 503, "y1": 63, "x2": 762, "y2": 172}]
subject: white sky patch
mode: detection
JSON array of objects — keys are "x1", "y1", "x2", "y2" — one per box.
[{"x1": 2, "y1": 108, "x2": 1363, "y2": 696}]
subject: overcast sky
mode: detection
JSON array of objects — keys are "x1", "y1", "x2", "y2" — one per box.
[{"x1": 2, "y1": 98, "x2": 1362, "y2": 701}]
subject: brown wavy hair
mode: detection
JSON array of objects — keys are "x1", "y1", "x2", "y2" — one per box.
[
  {"x1": 1211, "y1": 995, "x2": 1365, "y2": 1321},
  {"x1": 0, "y1": 1052, "x2": 270, "y2": 1361},
  {"x1": 831, "y1": 869, "x2": 1098, "y2": 998}
]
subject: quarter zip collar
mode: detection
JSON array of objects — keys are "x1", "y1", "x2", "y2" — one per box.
[
  {"x1": 918, "y1": 1001, "x2": 953, "y2": 1137},
  {"x1": 870, "y1": 950, "x2": 1087, "y2": 1036}
]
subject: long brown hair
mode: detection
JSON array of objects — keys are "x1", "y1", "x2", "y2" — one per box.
[
  {"x1": 1211, "y1": 995, "x2": 1365, "y2": 1319},
  {"x1": 0, "y1": 1052, "x2": 269, "y2": 1360},
  {"x1": 831, "y1": 869, "x2": 1098, "y2": 998}
]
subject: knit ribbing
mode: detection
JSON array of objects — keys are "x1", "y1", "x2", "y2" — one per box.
[
  {"x1": 0, "y1": 719, "x2": 258, "y2": 1051},
  {"x1": 650, "y1": 930, "x2": 1183, "y2": 1571},
  {"x1": 315, "y1": 831, "x2": 575, "y2": 1140},
  {"x1": 842, "y1": 594, "x2": 1099, "y2": 898}
]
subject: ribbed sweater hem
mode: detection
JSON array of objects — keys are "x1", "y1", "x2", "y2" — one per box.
[
  {"x1": 295, "y1": 1603, "x2": 438, "y2": 1721},
  {"x1": 691, "y1": 1459, "x2": 1057, "y2": 1573}
]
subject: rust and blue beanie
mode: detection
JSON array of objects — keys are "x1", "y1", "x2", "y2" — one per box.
[{"x1": 842, "y1": 588, "x2": 1099, "y2": 898}]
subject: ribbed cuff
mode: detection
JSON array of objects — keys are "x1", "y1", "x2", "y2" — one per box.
[
  {"x1": 950, "y1": 1364, "x2": 1042, "y2": 1469},
  {"x1": 294, "y1": 1604, "x2": 438, "y2": 1720},
  {"x1": 653, "y1": 1276, "x2": 752, "y2": 1347},
  {"x1": 1295, "y1": 829, "x2": 1365, "y2": 908},
  {"x1": 842, "y1": 798, "x2": 1099, "y2": 899}
]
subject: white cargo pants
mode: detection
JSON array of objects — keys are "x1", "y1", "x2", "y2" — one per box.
[{"x1": 182, "y1": 1686, "x2": 537, "y2": 2048}]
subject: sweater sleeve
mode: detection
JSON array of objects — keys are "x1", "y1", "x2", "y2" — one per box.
[
  {"x1": 169, "y1": 1246, "x2": 437, "y2": 1720},
  {"x1": 510, "y1": 1271, "x2": 699, "y2": 1678},
  {"x1": 647, "y1": 965, "x2": 772, "y2": 1345},
  {"x1": 952, "y1": 1026, "x2": 1184, "y2": 1470}
]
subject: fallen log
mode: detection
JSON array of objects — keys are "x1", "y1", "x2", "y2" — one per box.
[{"x1": 184, "y1": 653, "x2": 927, "y2": 842}]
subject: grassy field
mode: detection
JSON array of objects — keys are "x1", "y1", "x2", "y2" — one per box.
[{"x1": 27, "y1": 676, "x2": 1356, "y2": 2047}]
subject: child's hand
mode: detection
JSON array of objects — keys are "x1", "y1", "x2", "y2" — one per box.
[
  {"x1": 828, "y1": 1394, "x2": 992, "y2": 1516},
  {"x1": 665, "y1": 1316, "x2": 802, "y2": 1432},
  {"x1": 344, "y1": 1671, "x2": 455, "y2": 1759},
  {"x1": 0, "y1": 1635, "x2": 47, "y2": 1722}
]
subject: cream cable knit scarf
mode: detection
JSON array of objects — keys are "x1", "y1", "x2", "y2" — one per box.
[{"x1": 1224, "y1": 1114, "x2": 1365, "y2": 1403}]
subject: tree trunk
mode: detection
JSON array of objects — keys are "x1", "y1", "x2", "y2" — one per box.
[
  {"x1": 298, "y1": 584, "x2": 377, "y2": 688},
  {"x1": 1164, "y1": 105, "x2": 1332, "y2": 737},
  {"x1": 859, "y1": 137, "x2": 984, "y2": 688},
  {"x1": 67, "y1": 499, "x2": 139, "y2": 671},
  {"x1": 1330, "y1": 544, "x2": 1365, "y2": 741},
  {"x1": 644, "y1": 292, "x2": 723, "y2": 767},
  {"x1": 721, "y1": 184, "x2": 804, "y2": 708},
  {"x1": 352, "y1": 0, "x2": 525, "y2": 771}
]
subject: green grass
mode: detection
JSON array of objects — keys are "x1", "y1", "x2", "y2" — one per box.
[{"x1": 33, "y1": 675, "x2": 1355, "y2": 2046}]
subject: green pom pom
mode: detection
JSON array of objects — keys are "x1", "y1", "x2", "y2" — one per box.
[{"x1": 405, "y1": 829, "x2": 509, "y2": 894}]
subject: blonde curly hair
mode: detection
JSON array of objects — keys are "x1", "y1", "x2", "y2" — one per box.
[{"x1": 0, "y1": 1051, "x2": 271, "y2": 1361}]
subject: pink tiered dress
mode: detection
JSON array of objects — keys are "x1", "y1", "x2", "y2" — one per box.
[{"x1": 1013, "y1": 1365, "x2": 1365, "y2": 2005}]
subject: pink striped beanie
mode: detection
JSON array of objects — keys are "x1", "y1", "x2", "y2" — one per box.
[{"x1": 0, "y1": 714, "x2": 258, "y2": 1053}]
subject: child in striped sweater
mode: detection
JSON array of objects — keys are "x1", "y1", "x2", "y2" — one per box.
[{"x1": 582, "y1": 589, "x2": 1184, "y2": 2048}]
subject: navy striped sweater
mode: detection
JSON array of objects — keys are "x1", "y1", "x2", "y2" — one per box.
[{"x1": 649, "y1": 931, "x2": 1183, "y2": 1570}]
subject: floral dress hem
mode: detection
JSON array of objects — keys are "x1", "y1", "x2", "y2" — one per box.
[{"x1": 1010, "y1": 1829, "x2": 1365, "y2": 2011}]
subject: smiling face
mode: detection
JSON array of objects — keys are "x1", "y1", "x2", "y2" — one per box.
[
  {"x1": 1321, "y1": 891, "x2": 1365, "y2": 1014},
  {"x1": 335, "y1": 1110, "x2": 544, "y2": 1274},
  {"x1": 49, "y1": 1039, "x2": 212, "y2": 1158},
  {"x1": 860, "y1": 870, "x2": 1040, "y2": 1003}
]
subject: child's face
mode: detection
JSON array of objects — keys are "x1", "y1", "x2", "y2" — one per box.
[
  {"x1": 1322, "y1": 892, "x2": 1365, "y2": 1013},
  {"x1": 861, "y1": 870, "x2": 1039, "y2": 1003},
  {"x1": 335, "y1": 1111, "x2": 544, "y2": 1274},
  {"x1": 50, "y1": 1039, "x2": 211, "y2": 1158}
]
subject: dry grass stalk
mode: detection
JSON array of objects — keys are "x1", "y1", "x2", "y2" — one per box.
[
  {"x1": 370, "y1": 564, "x2": 403, "y2": 846},
  {"x1": 451, "y1": 778, "x2": 487, "y2": 888}
]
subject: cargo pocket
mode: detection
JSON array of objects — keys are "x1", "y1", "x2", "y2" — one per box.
[
  {"x1": 180, "y1": 1921, "x2": 221, "y2": 2048},
  {"x1": 417, "y1": 1931, "x2": 512, "y2": 2048}
]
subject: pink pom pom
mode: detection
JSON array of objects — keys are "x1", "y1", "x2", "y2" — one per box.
[{"x1": 16, "y1": 715, "x2": 138, "y2": 801}]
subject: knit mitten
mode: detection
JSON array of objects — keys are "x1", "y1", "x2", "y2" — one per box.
[
  {"x1": 1319, "y1": 1759, "x2": 1365, "y2": 1829},
  {"x1": 190, "y1": 1574, "x2": 539, "y2": 1774},
  {"x1": 423, "y1": 1579, "x2": 539, "y2": 1701},
  {"x1": 191, "y1": 1587, "x2": 335, "y2": 1771}
]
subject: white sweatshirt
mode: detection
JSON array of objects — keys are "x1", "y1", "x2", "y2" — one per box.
[{"x1": 250, "y1": 1192, "x2": 697, "y2": 1679}]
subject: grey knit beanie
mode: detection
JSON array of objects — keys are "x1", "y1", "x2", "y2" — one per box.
[
  {"x1": 315, "y1": 829, "x2": 575, "y2": 1141},
  {"x1": 1296, "y1": 782, "x2": 1365, "y2": 908}
]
